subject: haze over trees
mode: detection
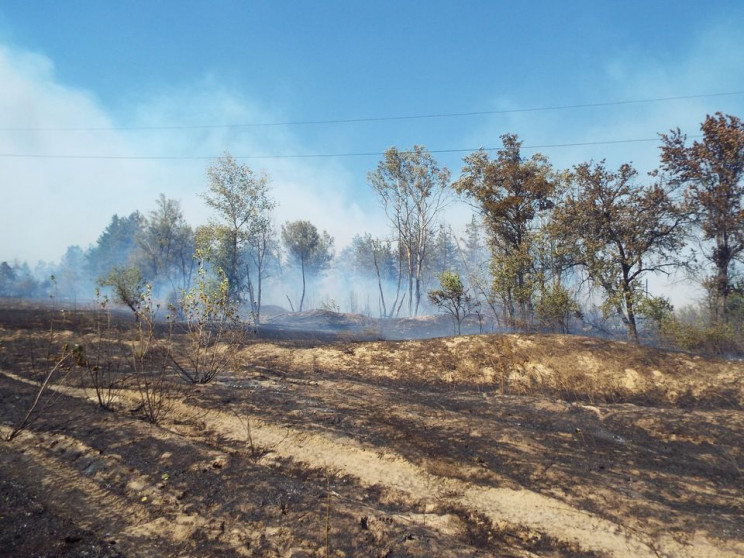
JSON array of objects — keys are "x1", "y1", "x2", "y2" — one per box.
[
  {"x1": 137, "y1": 194, "x2": 195, "y2": 294},
  {"x1": 281, "y1": 220, "x2": 334, "y2": 312},
  {"x1": 339, "y1": 233, "x2": 397, "y2": 317},
  {"x1": 86, "y1": 212, "x2": 144, "y2": 282},
  {"x1": 2, "y1": 114, "x2": 743, "y2": 354}
]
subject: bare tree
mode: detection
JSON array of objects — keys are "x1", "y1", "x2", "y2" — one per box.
[
  {"x1": 340, "y1": 234, "x2": 397, "y2": 317},
  {"x1": 245, "y1": 217, "x2": 278, "y2": 324},
  {"x1": 368, "y1": 145, "x2": 450, "y2": 316}
]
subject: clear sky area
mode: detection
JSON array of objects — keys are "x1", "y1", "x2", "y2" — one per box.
[{"x1": 1, "y1": 1, "x2": 743, "y2": 304}]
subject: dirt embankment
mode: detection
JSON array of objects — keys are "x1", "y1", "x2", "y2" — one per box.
[{"x1": 251, "y1": 332, "x2": 744, "y2": 407}]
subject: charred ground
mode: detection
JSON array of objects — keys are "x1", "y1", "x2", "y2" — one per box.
[{"x1": 1, "y1": 303, "x2": 743, "y2": 557}]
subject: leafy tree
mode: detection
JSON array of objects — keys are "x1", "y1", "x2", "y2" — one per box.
[
  {"x1": 453, "y1": 135, "x2": 555, "y2": 328},
  {"x1": 99, "y1": 265, "x2": 146, "y2": 315},
  {"x1": 534, "y1": 284, "x2": 581, "y2": 333},
  {"x1": 552, "y1": 161, "x2": 685, "y2": 341},
  {"x1": 56, "y1": 245, "x2": 87, "y2": 305},
  {"x1": 428, "y1": 270, "x2": 478, "y2": 335},
  {"x1": 201, "y1": 153, "x2": 276, "y2": 314},
  {"x1": 137, "y1": 194, "x2": 195, "y2": 293},
  {"x1": 0, "y1": 262, "x2": 17, "y2": 297},
  {"x1": 86, "y1": 212, "x2": 145, "y2": 281},
  {"x1": 660, "y1": 113, "x2": 744, "y2": 322},
  {"x1": 368, "y1": 145, "x2": 450, "y2": 316},
  {"x1": 169, "y1": 253, "x2": 242, "y2": 384},
  {"x1": 637, "y1": 295, "x2": 674, "y2": 343},
  {"x1": 281, "y1": 220, "x2": 334, "y2": 312}
]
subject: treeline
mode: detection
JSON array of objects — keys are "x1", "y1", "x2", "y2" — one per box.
[{"x1": 2, "y1": 113, "x2": 742, "y2": 354}]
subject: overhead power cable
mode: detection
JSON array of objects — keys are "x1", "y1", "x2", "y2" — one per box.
[
  {"x1": 0, "y1": 136, "x2": 678, "y2": 161},
  {"x1": 0, "y1": 91, "x2": 742, "y2": 132}
]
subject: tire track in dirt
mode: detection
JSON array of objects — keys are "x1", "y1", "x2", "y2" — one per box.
[
  {"x1": 0, "y1": 430, "x2": 174, "y2": 557},
  {"x1": 4, "y1": 369, "x2": 738, "y2": 558},
  {"x1": 0, "y1": 373, "x2": 246, "y2": 556},
  {"x1": 160, "y1": 388, "x2": 744, "y2": 558},
  {"x1": 200, "y1": 409, "x2": 660, "y2": 557}
]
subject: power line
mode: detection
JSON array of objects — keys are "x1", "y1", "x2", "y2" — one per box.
[
  {"x1": 0, "y1": 136, "x2": 671, "y2": 161},
  {"x1": 1, "y1": 91, "x2": 742, "y2": 132}
]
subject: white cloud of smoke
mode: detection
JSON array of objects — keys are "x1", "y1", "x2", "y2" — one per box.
[{"x1": 0, "y1": 44, "x2": 393, "y2": 266}]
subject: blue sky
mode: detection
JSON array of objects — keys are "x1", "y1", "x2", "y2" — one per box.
[{"x1": 1, "y1": 1, "x2": 743, "y2": 303}]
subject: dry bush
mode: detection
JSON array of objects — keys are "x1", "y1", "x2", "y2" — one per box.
[
  {"x1": 664, "y1": 318, "x2": 743, "y2": 357},
  {"x1": 168, "y1": 261, "x2": 245, "y2": 385},
  {"x1": 2, "y1": 282, "x2": 83, "y2": 440},
  {"x1": 3, "y1": 343, "x2": 79, "y2": 441},
  {"x1": 130, "y1": 287, "x2": 175, "y2": 424},
  {"x1": 76, "y1": 291, "x2": 131, "y2": 410}
]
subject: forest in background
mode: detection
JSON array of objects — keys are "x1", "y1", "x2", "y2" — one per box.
[{"x1": 1, "y1": 113, "x2": 742, "y2": 355}]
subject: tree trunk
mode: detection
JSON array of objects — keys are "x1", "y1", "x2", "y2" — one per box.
[
  {"x1": 622, "y1": 278, "x2": 639, "y2": 343},
  {"x1": 414, "y1": 276, "x2": 421, "y2": 317},
  {"x1": 230, "y1": 230, "x2": 240, "y2": 302},
  {"x1": 407, "y1": 258, "x2": 414, "y2": 316},
  {"x1": 299, "y1": 256, "x2": 306, "y2": 312},
  {"x1": 256, "y1": 271, "x2": 263, "y2": 324},
  {"x1": 714, "y1": 235, "x2": 730, "y2": 323},
  {"x1": 372, "y1": 250, "x2": 387, "y2": 318}
]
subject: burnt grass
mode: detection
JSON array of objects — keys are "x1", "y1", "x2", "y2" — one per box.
[{"x1": 1, "y1": 302, "x2": 743, "y2": 557}]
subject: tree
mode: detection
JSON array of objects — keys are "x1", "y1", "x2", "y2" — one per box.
[
  {"x1": 637, "y1": 295, "x2": 674, "y2": 343},
  {"x1": 137, "y1": 194, "x2": 195, "y2": 294},
  {"x1": 244, "y1": 217, "x2": 279, "y2": 324},
  {"x1": 428, "y1": 270, "x2": 478, "y2": 335},
  {"x1": 340, "y1": 233, "x2": 397, "y2": 317},
  {"x1": 56, "y1": 245, "x2": 88, "y2": 306},
  {"x1": 368, "y1": 145, "x2": 450, "y2": 316},
  {"x1": 660, "y1": 113, "x2": 744, "y2": 322},
  {"x1": 281, "y1": 220, "x2": 334, "y2": 312},
  {"x1": 0, "y1": 262, "x2": 17, "y2": 297},
  {"x1": 201, "y1": 153, "x2": 276, "y2": 314},
  {"x1": 169, "y1": 254, "x2": 242, "y2": 384},
  {"x1": 455, "y1": 216, "x2": 500, "y2": 329},
  {"x1": 0, "y1": 261, "x2": 42, "y2": 298},
  {"x1": 453, "y1": 135, "x2": 555, "y2": 328},
  {"x1": 428, "y1": 223, "x2": 460, "y2": 279},
  {"x1": 552, "y1": 161, "x2": 685, "y2": 341},
  {"x1": 86, "y1": 212, "x2": 145, "y2": 281},
  {"x1": 534, "y1": 284, "x2": 581, "y2": 333},
  {"x1": 99, "y1": 265, "x2": 146, "y2": 315},
  {"x1": 458, "y1": 216, "x2": 489, "y2": 276}
]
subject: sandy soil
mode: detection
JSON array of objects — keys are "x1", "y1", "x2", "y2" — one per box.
[{"x1": 1, "y1": 304, "x2": 743, "y2": 557}]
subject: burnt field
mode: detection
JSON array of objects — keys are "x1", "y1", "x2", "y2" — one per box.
[{"x1": 1, "y1": 302, "x2": 743, "y2": 557}]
